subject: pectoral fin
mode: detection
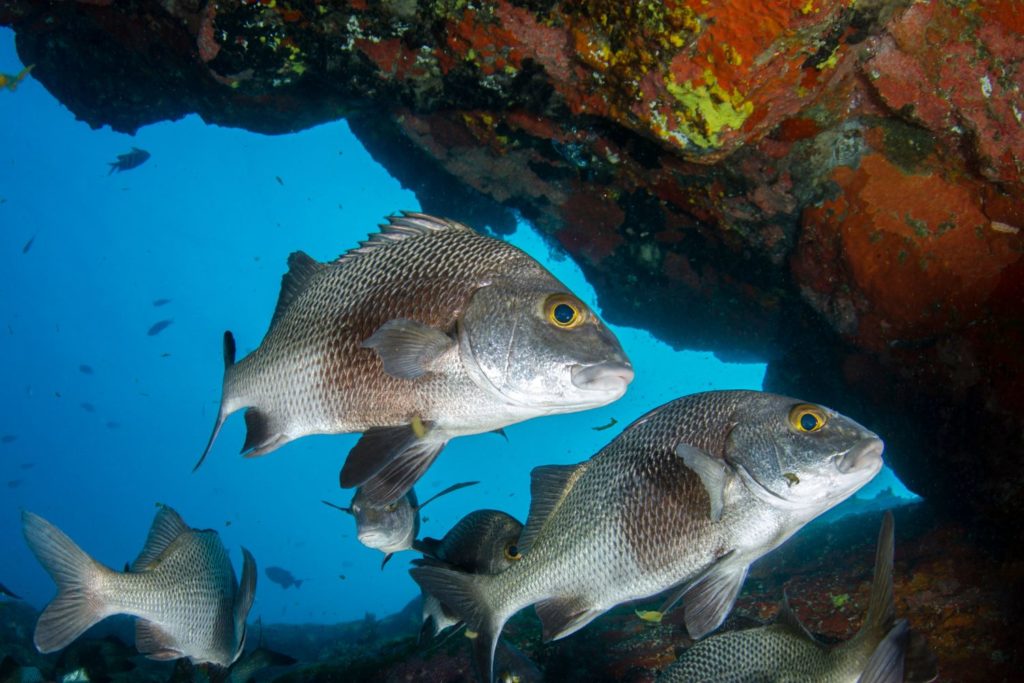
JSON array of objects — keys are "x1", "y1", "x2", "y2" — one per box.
[
  {"x1": 353, "y1": 438, "x2": 447, "y2": 506},
  {"x1": 339, "y1": 423, "x2": 436, "y2": 488},
  {"x1": 860, "y1": 619, "x2": 909, "y2": 683},
  {"x1": 675, "y1": 443, "x2": 732, "y2": 522},
  {"x1": 362, "y1": 319, "x2": 454, "y2": 379}
]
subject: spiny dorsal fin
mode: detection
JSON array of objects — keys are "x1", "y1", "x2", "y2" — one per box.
[
  {"x1": 132, "y1": 506, "x2": 189, "y2": 572},
  {"x1": 518, "y1": 463, "x2": 585, "y2": 555},
  {"x1": 335, "y1": 212, "x2": 473, "y2": 265},
  {"x1": 271, "y1": 251, "x2": 324, "y2": 328}
]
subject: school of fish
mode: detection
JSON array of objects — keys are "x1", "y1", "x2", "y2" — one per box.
[{"x1": 17, "y1": 212, "x2": 934, "y2": 682}]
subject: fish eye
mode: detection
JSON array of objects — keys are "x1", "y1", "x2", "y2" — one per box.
[
  {"x1": 789, "y1": 404, "x2": 827, "y2": 433},
  {"x1": 544, "y1": 294, "x2": 586, "y2": 329},
  {"x1": 504, "y1": 543, "x2": 522, "y2": 561}
]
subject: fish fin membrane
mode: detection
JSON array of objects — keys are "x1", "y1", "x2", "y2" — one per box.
[
  {"x1": 519, "y1": 463, "x2": 585, "y2": 555},
  {"x1": 340, "y1": 424, "x2": 425, "y2": 488},
  {"x1": 675, "y1": 443, "x2": 732, "y2": 522},
  {"x1": 132, "y1": 506, "x2": 189, "y2": 572},
  {"x1": 21, "y1": 511, "x2": 109, "y2": 653},
  {"x1": 335, "y1": 212, "x2": 473, "y2": 265},
  {"x1": 410, "y1": 565, "x2": 500, "y2": 683},
  {"x1": 357, "y1": 440, "x2": 446, "y2": 506},
  {"x1": 362, "y1": 319, "x2": 454, "y2": 380},
  {"x1": 234, "y1": 547, "x2": 258, "y2": 644},
  {"x1": 271, "y1": 252, "x2": 324, "y2": 328},
  {"x1": 904, "y1": 628, "x2": 939, "y2": 683},
  {"x1": 535, "y1": 597, "x2": 603, "y2": 642},
  {"x1": 678, "y1": 560, "x2": 749, "y2": 639},
  {"x1": 863, "y1": 511, "x2": 896, "y2": 638},
  {"x1": 241, "y1": 408, "x2": 290, "y2": 457},
  {"x1": 135, "y1": 619, "x2": 184, "y2": 661},
  {"x1": 775, "y1": 591, "x2": 819, "y2": 643},
  {"x1": 412, "y1": 537, "x2": 442, "y2": 558},
  {"x1": 192, "y1": 330, "x2": 240, "y2": 472},
  {"x1": 860, "y1": 619, "x2": 908, "y2": 683},
  {"x1": 416, "y1": 481, "x2": 479, "y2": 511}
]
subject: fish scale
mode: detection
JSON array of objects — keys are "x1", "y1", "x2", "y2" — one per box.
[{"x1": 411, "y1": 390, "x2": 884, "y2": 683}]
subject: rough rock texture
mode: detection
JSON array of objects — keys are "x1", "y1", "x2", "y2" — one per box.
[{"x1": 3, "y1": 1, "x2": 1022, "y2": 535}]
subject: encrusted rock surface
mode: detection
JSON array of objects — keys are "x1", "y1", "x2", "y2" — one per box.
[{"x1": 3, "y1": 2, "x2": 1022, "y2": 534}]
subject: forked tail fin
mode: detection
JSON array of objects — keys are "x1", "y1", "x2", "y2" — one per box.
[
  {"x1": 193, "y1": 331, "x2": 238, "y2": 472},
  {"x1": 22, "y1": 511, "x2": 110, "y2": 653}
]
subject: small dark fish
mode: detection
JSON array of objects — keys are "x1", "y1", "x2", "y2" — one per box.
[
  {"x1": 0, "y1": 582, "x2": 22, "y2": 600},
  {"x1": 265, "y1": 566, "x2": 303, "y2": 590},
  {"x1": 147, "y1": 319, "x2": 173, "y2": 336},
  {"x1": 275, "y1": 176, "x2": 284, "y2": 186},
  {"x1": 6, "y1": 480, "x2": 21, "y2": 489},
  {"x1": 22, "y1": 235, "x2": 35, "y2": 254},
  {"x1": 106, "y1": 421, "x2": 120, "y2": 429},
  {"x1": 1, "y1": 434, "x2": 16, "y2": 444},
  {"x1": 108, "y1": 147, "x2": 150, "y2": 174},
  {"x1": 592, "y1": 417, "x2": 618, "y2": 431},
  {"x1": 19, "y1": 463, "x2": 34, "y2": 470},
  {"x1": 79, "y1": 364, "x2": 94, "y2": 375},
  {"x1": 338, "y1": 574, "x2": 346, "y2": 580},
  {"x1": 80, "y1": 402, "x2": 96, "y2": 413},
  {"x1": 0, "y1": 64, "x2": 33, "y2": 91},
  {"x1": 152, "y1": 298, "x2": 172, "y2": 307}
]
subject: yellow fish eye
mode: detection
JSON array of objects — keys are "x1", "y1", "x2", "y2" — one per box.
[
  {"x1": 789, "y1": 404, "x2": 827, "y2": 433},
  {"x1": 504, "y1": 543, "x2": 522, "y2": 561},
  {"x1": 545, "y1": 294, "x2": 586, "y2": 329}
]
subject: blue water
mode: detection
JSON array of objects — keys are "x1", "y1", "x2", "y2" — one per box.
[{"x1": 0, "y1": 29, "x2": 916, "y2": 628}]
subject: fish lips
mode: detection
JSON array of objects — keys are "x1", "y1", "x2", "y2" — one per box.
[
  {"x1": 569, "y1": 361, "x2": 635, "y2": 395},
  {"x1": 837, "y1": 438, "x2": 884, "y2": 475}
]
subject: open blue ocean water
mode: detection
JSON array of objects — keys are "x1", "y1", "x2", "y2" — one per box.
[{"x1": 0, "y1": 26, "x2": 916, "y2": 632}]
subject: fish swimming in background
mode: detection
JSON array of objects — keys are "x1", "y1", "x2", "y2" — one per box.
[
  {"x1": 147, "y1": 319, "x2": 173, "y2": 336},
  {"x1": 0, "y1": 582, "x2": 21, "y2": 600},
  {"x1": 1, "y1": 434, "x2": 16, "y2": 444},
  {"x1": 80, "y1": 402, "x2": 96, "y2": 413},
  {"x1": 196, "y1": 212, "x2": 633, "y2": 505},
  {"x1": 79, "y1": 364, "x2": 94, "y2": 375},
  {"x1": 323, "y1": 480, "x2": 478, "y2": 567},
  {"x1": 107, "y1": 147, "x2": 150, "y2": 174},
  {"x1": 412, "y1": 509, "x2": 524, "y2": 637},
  {"x1": 153, "y1": 298, "x2": 172, "y2": 307},
  {"x1": 0, "y1": 65, "x2": 33, "y2": 91},
  {"x1": 264, "y1": 566, "x2": 303, "y2": 590},
  {"x1": 22, "y1": 506, "x2": 256, "y2": 667},
  {"x1": 657, "y1": 512, "x2": 938, "y2": 683},
  {"x1": 21, "y1": 235, "x2": 35, "y2": 254},
  {"x1": 412, "y1": 390, "x2": 884, "y2": 682}
]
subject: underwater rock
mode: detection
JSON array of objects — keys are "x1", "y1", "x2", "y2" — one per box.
[{"x1": 2, "y1": 1, "x2": 1022, "y2": 536}]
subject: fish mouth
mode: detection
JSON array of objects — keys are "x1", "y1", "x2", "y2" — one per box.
[
  {"x1": 837, "y1": 438, "x2": 884, "y2": 474},
  {"x1": 570, "y1": 361, "x2": 635, "y2": 393}
]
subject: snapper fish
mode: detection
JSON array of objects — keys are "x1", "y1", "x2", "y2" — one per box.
[
  {"x1": 657, "y1": 512, "x2": 938, "y2": 683},
  {"x1": 323, "y1": 480, "x2": 478, "y2": 566},
  {"x1": 412, "y1": 390, "x2": 884, "y2": 683},
  {"x1": 22, "y1": 506, "x2": 255, "y2": 667},
  {"x1": 196, "y1": 212, "x2": 633, "y2": 505},
  {"x1": 107, "y1": 147, "x2": 150, "y2": 174},
  {"x1": 413, "y1": 509, "x2": 525, "y2": 636}
]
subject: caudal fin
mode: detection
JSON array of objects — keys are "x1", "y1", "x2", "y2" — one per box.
[
  {"x1": 410, "y1": 565, "x2": 503, "y2": 683},
  {"x1": 193, "y1": 331, "x2": 239, "y2": 472},
  {"x1": 22, "y1": 511, "x2": 110, "y2": 653}
]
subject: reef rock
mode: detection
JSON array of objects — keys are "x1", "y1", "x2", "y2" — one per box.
[{"x1": 3, "y1": 1, "x2": 1022, "y2": 535}]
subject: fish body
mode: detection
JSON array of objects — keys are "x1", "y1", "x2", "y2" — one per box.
[
  {"x1": 414, "y1": 509, "x2": 524, "y2": 635},
  {"x1": 108, "y1": 147, "x2": 150, "y2": 174},
  {"x1": 22, "y1": 506, "x2": 255, "y2": 667},
  {"x1": 264, "y1": 566, "x2": 302, "y2": 589},
  {"x1": 147, "y1": 319, "x2": 173, "y2": 336},
  {"x1": 657, "y1": 512, "x2": 937, "y2": 683},
  {"x1": 0, "y1": 65, "x2": 33, "y2": 91},
  {"x1": 412, "y1": 390, "x2": 884, "y2": 682},
  {"x1": 325, "y1": 480, "x2": 477, "y2": 559},
  {"x1": 199, "y1": 213, "x2": 633, "y2": 505}
]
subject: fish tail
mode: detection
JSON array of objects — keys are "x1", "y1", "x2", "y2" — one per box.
[
  {"x1": 862, "y1": 511, "x2": 895, "y2": 639},
  {"x1": 22, "y1": 511, "x2": 111, "y2": 653},
  {"x1": 411, "y1": 565, "x2": 504, "y2": 683},
  {"x1": 193, "y1": 331, "x2": 241, "y2": 472}
]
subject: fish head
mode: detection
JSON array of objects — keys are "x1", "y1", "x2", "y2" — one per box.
[
  {"x1": 351, "y1": 488, "x2": 417, "y2": 553},
  {"x1": 724, "y1": 394, "x2": 884, "y2": 516},
  {"x1": 458, "y1": 281, "x2": 633, "y2": 413},
  {"x1": 450, "y1": 509, "x2": 525, "y2": 574}
]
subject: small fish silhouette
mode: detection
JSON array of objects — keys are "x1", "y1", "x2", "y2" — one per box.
[
  {"x1": 108, "y1": 147, "x2": 150, "y2": 174},
  {"x1": 79, "y1": 364, "x2": 94, "y2": 375},
  {"x1": 592, "y1": 417, "x2": 618, "y2": 431},
  {"x1": 21, "y1": 235, "x2": 35, "y2": 254},
  {"x1": 275, "y1": 176, "x2": 284, "y2": 186},
  {"x1": 1, "y1": 435, "x2": 16, "y2": 444},
  {"x1": 152, "y1": 298, "x2": 172, "y2": 307},
  {"x1": 0, "y1": 65, "x2": 33, "y2": 92},
  {"x1": 147, "y1": 319, "x2": 173, "y2": 336},
  {"x1": 80, "y1": 402, "x2": 96, "y2": 413}
]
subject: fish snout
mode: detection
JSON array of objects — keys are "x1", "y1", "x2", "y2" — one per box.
[
  {"x1": 570, "y1": 361, "x2": 635, "y2": 392},
  {"x1": 837, "y1": 438, "x2": 884, "y2": 474}
]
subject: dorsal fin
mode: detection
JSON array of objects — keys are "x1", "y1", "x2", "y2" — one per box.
[
  {"x1": 132, "y1": 506, "x2": 189, "y2": 572},
  {"x1": 518, "y1": 463, "x2": 585, "y2": 555},
  {"x1": 270, "y1": 251, "x2": 324, "y2": 328},
  {"x1": 862, "y1": 511, "x2": 896, "y2": 638},
  {"x1": 335, "y1": 212, "x2": 473, "y2": 265}
]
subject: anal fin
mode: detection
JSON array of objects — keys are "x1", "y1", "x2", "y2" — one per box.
[
  {"x1": 135, "y1": 619, "x2": 184, "y2": 661},
  {"x1": 535, "y1": 596, "x2": 603, "y2": 642},
  {"x1": 241, "y1": 408, "x2": 289, "y2": 457}
]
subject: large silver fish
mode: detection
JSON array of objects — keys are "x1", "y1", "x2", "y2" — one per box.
[
  {"x1": 323, "y1": 480, "x2": 478, "y2": 565},
  {"x1": 413, "y1": 509, "x2": 525, "y2": 635},
  {"x1": 657, "y1": 512, "x2": 938, "y2": 683},
  {"x1": 197, "y1": 212, "x2": 633, "y2": 505},
  {"x1": 412, "y1": 390, "x2": 884, "y2": 682},
  {"x1": 22, "y1": 506, "x2": 255, "y2": 667}
]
